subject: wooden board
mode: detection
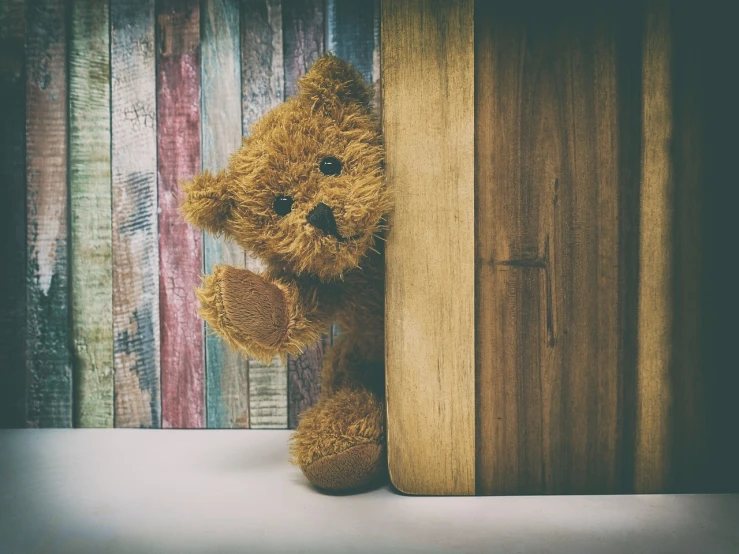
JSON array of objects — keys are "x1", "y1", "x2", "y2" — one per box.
[
  {"x1": 0, "y1": 0, "x2": 27, "y2": 428},
  {"x1": 201, "y1": 0, "x2": 248, "y2": 429},
  {"x1": 281, "y1": 0, "x2": 323, "y2": 98},
  {"x1": 241, "y1": 0, "x2": 288, "y2": 429},
  {"x1": 326, "y1": 0, "x2": 375, "y2": 85},
  {"x1": 111, "y1": 0, "x2": 161, "y2": 428},
  {"x1": 475, "y1": 1, "x2": 719, "y2": 495},
  {"x1": 383, "y1": 0, "x2": 476, "y2": 495},
  {"x1": 157, "y1": 0, "x2": 204, "y2": 428},
  {"x1": 69, "y1": 0, "x2": 114, "y2": 428},
  {"x1": 25, "y1": 0, "x2": 73, "y2": 429},
  {"x1": 282, "y1": 0, "x2": 325, "y2": 426}
]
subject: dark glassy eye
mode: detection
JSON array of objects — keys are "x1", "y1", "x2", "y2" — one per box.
[
  {"x1": 273, "y1": 195, "x2": 294, "y2": 216},
  {"x1": 319, "y1": 157, "x2": 342, "y2": 176}
]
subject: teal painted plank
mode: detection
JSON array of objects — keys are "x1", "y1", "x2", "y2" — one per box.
[
  {"x1": 202, "y1": 0, "x2": 248, "y2": 429},
  {"x1": 25, "y1": 0, "x2": 73, "y2": 428},
  {"x1": 111, "y1": 0, "x2": 160, "y2": 428},
  {"x1": 0, "y1": 0, "x2": 27, "y2": 428},
  {"x1": 241, "y1": 0, "x2": 288, "y2": 428},
  {"x1": 69, "y1": 0, "x2": 114, "y2": 427}
]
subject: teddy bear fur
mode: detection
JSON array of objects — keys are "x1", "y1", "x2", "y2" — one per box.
[{"x1": 180, "y1": 54, "x2": 390, "y2": 492}]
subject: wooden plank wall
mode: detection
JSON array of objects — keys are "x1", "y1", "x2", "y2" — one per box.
[
  {"x1": 0, "y1": 0, "x2": 380, "y2": 430},
  {"x1": 474, "y1": 0, "x2": 737, "y2": 494}
]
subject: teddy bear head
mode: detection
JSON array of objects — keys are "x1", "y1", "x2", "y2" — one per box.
[{"x1": 181, "y1": 55, "x2": 388, "y2": 281}]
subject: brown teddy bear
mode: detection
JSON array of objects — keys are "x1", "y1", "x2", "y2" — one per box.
[{"x1": 181, "y1": 55, "x2": 390, "y2": 492}]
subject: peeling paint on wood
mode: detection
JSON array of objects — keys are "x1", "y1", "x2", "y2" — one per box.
[
  {"x1": 202, "y1": 0, "x2": 248, "y2": 429},
  {"x1": 157, "y1": 0, "x2": 204, "y2": 428},
  {"x1": 111, "y1": 0, "x2": 160, "y2": 428},
  {"x1": 241, "y1": 0, "x2": 288, "y2": 429},
  {"x1": 69, "y1": 0, "x2": 114, "y2": 428},
  {"x1": 25, "y1": 0, "x2": 73, "y2": 428}
]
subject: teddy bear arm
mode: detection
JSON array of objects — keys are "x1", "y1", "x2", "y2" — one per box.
[{"x1": 197, "y1": 265, "x2": 342, "y2": 362}]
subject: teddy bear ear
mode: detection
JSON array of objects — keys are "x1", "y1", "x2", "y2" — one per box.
[
  {"x1": 297, "y1": 53, "x2": 373, "y2": 108},
  {"x1": 180, "y1": 169, "x2": 235, "y2": 236}
]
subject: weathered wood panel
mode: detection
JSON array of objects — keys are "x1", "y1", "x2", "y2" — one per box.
[
  {"x1": 202, "y1": 0, "x2": 247, "y2": 429},
  {"x1": 157, "y1": 0, "x2": 204, "y2": 428},
  {"x1": 282, "y1": 0, "x2": 323, "y2": 98},
  {"x1": 326, "y1": 0, "x2": 375, "y2": 85},
  {"x1": 0, "y1": 0, "x2": 27, "y2": 428},
  {"x1": 383, "y1": 0, "x2": 476, "y2": 495},
  {"x1": 111, "y1": 0, "x2": 160, "y2": 428},
  {"x1": 241, "y1": 0, "x2": 287, "y2": 429},
  {"x1": 25, "y1": 0, "x2": 73, "y2": 429},
  {"x1": 282, "y1": 0, "x2": 326, "y2": 426},
  {"x1": 69, "y1": 0, "x2": 114, "y2": 428},
  {"x1": 287, "y1": 335, "x2": 330, "y2": 430}
]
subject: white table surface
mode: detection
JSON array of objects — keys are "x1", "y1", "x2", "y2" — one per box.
[{"x1": 1, "y1": 430, "x2": 737, "y2": 554}]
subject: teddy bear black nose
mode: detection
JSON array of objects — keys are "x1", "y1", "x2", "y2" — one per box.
[{"x1": 306, "y1": 202, "x2": 339, "y2": 237}]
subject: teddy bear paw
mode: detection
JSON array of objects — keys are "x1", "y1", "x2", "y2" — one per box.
[{"x1": 290, "y1": 387, "x2": 387, "y2": 492}]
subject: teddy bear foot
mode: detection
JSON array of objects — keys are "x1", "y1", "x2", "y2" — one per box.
[
  {"x1": 302, "y1": 442, "x2": 386, "y2": 492},
  {"x1": 290, "y1": 387, "x2": 386, "y2": 493}
]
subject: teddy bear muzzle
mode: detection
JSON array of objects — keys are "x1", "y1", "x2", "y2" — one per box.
[{"x1": 306, "y1": 202, "x2": 362, "y2": 242}]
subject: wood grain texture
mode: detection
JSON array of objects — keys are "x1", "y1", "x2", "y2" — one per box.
[
  {"x1": 476, "y1": 2, "x2": 632, "y2": 496},
  {"x1": 157, "y1": 0, "x2": 204, "y2": 429},
  {"x1": 25, "y1": 0, "x2": 73, "y2": 428},
  {"x1": 281, "y1": 0, "x2": 323, "y2": 98},
  {"x1": 282, "y1": 0, "x2": 326, "y2": 426},
  {"x1": 202, "y1": 0, "x2": 247, "y2": 429},
  {"x1": 383, "y1": 0, "x2": 476, "y2": 495},
  {"x1": 111, "y1": 0, "x2": 160, "y2": 428},
  {"x1": 241, "y1": 0, "x2": 287, "y2": 428},
  {"x1": 0, "y1": 0, "x2": 26, "y2": 428},
  {"x1": 634, "y1": 0, "x2": 673, "y2": 493},
  {"x1": 69, "y1": 0, "x2": 114, "y2": 428},
  {"x1": 287, "y1": 335, "x2": 330, "y2": 430},
  {"x1": 326, "y1": 0, "x2": 375, "y2": 85}
]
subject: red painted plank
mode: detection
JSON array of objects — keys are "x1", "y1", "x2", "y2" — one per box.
[
  {"x1": 0, "y1": 0, "x2": 26, "y2": 428},
  {"x1": 157, "y1": 0, "x2": 204, "y2": 428},
  {"x1": 25, "y1": 0, "x2": 73, "y2": 428}
]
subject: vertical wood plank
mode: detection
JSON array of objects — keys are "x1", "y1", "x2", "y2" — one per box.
[
  {"x1": 282, "y1": 0, "x2": 325, "y2": 427},
  {"x1": 475, "y1": 3, "x2": 637, "y2": 495},
  {"x1": 111, "y1": 0, "x2": 160, "y2": 428},
  {"x1": 281, "y1": 0, "x2": 323, "y2": 98},
  {"x1": 25, "y1": 0, "x2": 73, "y2": 428},
  {"x1": 241, "y1": 0, "x2": 287, "y2": 428},
  {"x1": 383, "y1": 0, "x2": 476, "y2": 495},
  {"x1": 635, "y1": 0, "x2": 673, "y2": 492},
  {"x1": 0, "y1": 0, "x2": 26, "y2": 428},
  {"x1": 157, "y1": 0, "x2": 204, "y2": 428},
  {"x1": 70, "y1": 0, "x2": 114, "y2": 427},
  {"x1": 202, "y1": 0, "x2": 247, "y2": 429},
  {"x1": 326, "y1": 0, "x2": 374, "y2": 85}
]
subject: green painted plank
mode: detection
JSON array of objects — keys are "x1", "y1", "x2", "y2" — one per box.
[
  {"x1": 25, "y1": 0, "x2": 73, "y2": 428},
  {"x1": 241, "y1": 0, "x2": 288, "y2": 428},
  {"x1": 111, "y1": 0, "x2": 160, "y2": 428},
  {"x1": 0, "y1": 0, "x2": 26, "y2": 428},
  {"x1": 202, "y1": 0, "x2": 248, "y2": 429},
  {"x1": 69, "y1": 0, "x2": 114, "y2": 427}
]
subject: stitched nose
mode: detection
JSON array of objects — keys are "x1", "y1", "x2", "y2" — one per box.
[{"x1": 306, "y1": 202, "x2": 338, "y2": 236}]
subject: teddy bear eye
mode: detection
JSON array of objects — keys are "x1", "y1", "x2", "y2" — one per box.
[
  {"x1": 273, "y1": 195, "x2": 294, "y2": 216},
  {"x1": 319, "y1": 157, "x2": 342, "y2": 176}
]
